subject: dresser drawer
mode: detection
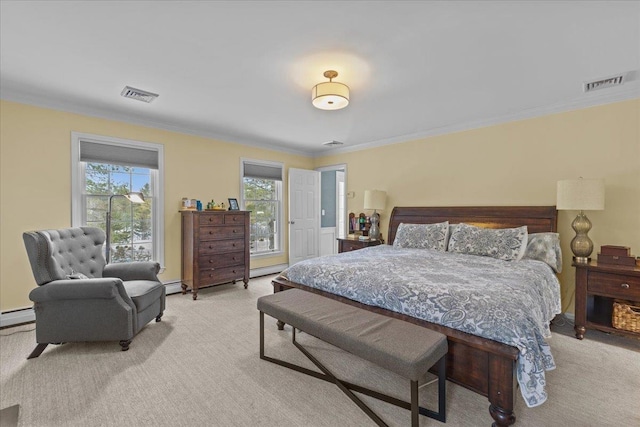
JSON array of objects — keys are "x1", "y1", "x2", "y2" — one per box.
[
  {"x1": 199, "y1": 251, "x2": 244, "y2": 269},
  {"x1": 199, "y1": 265, "x2": 245, "y2": 286},
  {"x1": 224, "y1": 213, "x2": 245, "y2": 225},
  {"x1": 200, "y1": 214, "x2": 224, "y2": 225},
  {"x1": 199, "y1": 226, "x2": 245, "y2": 240},
  {"x1": 588, "y1": 272, "x2": 640, "y2": 300},
  {"x1": 199, "y1": 239, "x2": 245, "y2": 255}
]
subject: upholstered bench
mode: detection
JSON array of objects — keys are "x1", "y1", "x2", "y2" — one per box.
[{"x1": 257, "y1": 289, "x2": 448, "y2": 426}]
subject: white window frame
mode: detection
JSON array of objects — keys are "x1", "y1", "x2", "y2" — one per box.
[
  {"x1": 71, "y1": 132, "x2": 165, "y2": 267},
  {"x1": 240, "y1": 158, "x2": 284, "y2": 259}
]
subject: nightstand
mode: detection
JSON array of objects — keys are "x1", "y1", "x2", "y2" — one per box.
[
  {"x1": 337, "y1": 237, "x2": 382, "y2": 253},
  {"x1": 574, "y1": 261, "x2": 640, "y2": 340}
]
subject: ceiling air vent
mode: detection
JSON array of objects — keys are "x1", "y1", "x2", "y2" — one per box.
[
  {"x1": 323, "y1": 140, "x2": 344, "y2": 147},
  {"x1": 583, "y1": 74, "x2": 625, "y2": 93},
  {"x1": 120, "y1": 86, "x2": 159, "y2": 103}
]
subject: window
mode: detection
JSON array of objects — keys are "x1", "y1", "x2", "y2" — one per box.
[
  {"x1": 71, "y1": 133, "x2": 164, "y2": 266},
  {"x1": 240, "y1": 159, "x2": 283, "y2": 257}
]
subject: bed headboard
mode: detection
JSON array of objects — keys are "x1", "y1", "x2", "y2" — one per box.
[{"x1": 388, "y1": 206, "x2": 557, "y2": 245}]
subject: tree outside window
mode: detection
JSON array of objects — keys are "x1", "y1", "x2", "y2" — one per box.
[
  {"x1": 85, "y1": 163, "x2": 153, "y2": 263},
  {"x1": 243, "y1": 177, "x2": 280, "y2": 255}
]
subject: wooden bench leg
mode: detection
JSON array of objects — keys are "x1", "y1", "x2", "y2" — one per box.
[{"x1": 411, "y1": 380, "x2": 419, "y2": 426}]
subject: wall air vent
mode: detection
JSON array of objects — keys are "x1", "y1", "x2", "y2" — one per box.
[
  {"x1": 120, "y1": 86, "x2": 159, "y2": 103},
  {"x1": 583, "y1": 74, "x2": 625, "y2": 93},
  {"x1": 322, "y1": 140, "x2": 344, "y2": 147}
]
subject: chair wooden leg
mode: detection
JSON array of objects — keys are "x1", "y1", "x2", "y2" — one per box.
[
  {"x1": 119, "y1": 340, "x2": 131, "y2": 351},
  {"x1": 27, "y1": 343, "x2": 48, "y2": 359}
]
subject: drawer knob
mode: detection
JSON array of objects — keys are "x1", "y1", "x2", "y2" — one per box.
[
  {"x1": 209, "y1": 260, "x2": 213, "y2": 263},
  {"x1": 233, "y1": 229, "x2": 237, "y2": 233},
  {"x1": 209, "y1": 245, "x2": 213, "y2": 249},
  {"x1": 621, "y1": 283, "x2": 630, "y2": 289}
]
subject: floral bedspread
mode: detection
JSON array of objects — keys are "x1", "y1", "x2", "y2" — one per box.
[{"x1": 281, "y1": 245, "x2": 561, "y2": 408}]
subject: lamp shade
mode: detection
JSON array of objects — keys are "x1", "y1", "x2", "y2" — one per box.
[
  {"x1": 312, "y1": 81, "x2": 349, "y2": 110},
  {"x1": 556, "y1": 179, "x2": 604, "y2": 211},
  {"x1": 364, "y1": 190, "x2": 386, "y2": 211}
]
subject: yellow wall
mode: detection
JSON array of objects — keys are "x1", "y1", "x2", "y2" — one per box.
[
  {"x1": 316, "y1": 99, "x2": 640, "y2": 313},
  {"x1": 2, "y1": 98, "x2": 639, "y2": 314},
  {"x1": 0, "y1": 100, "x2": 313, "y2": 310}
]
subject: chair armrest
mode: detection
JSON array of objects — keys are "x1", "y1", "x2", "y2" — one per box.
[
  {"x1": 103, "y1": 262, "x2": 160, "y2": 282},
  {"x1": 29, "y1": 278, "x2": 125, "y2": 302}
]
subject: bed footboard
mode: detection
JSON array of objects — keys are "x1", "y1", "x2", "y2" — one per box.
[{"x1": 272, "y1": 276, "x2": 518, "y2": 427}]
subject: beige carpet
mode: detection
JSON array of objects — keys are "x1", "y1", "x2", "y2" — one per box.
[{"x1": 1, "y1": 275, "x2": 639, "y2": 427}]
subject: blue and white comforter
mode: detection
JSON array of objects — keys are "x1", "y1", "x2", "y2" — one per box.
[{"x1": 281, "y1": 245, "x2": 561, "y2": 408}]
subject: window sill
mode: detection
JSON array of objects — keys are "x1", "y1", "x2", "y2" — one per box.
[{"x1": 250, "y1": 250, "x2": 284, "y2": 260}]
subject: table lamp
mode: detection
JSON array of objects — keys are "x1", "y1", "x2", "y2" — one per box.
[
  {"x1": 106, "y1": 192, "x2": 145, "y2": 263},
  {"x1": 556, "y1": 178, "x2": 605, "y2": 263},
  {"x1": 364, "y1": 190, "x2": 386, "y2": 240}
]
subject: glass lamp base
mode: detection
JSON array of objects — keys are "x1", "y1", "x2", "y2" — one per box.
[{"x1": 369, "y1": 211, "x2": 380, "y2": 240}]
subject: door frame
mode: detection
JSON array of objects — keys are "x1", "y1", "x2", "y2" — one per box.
[{"x1": 316, "y1": 163, "x2": 348, "y2": 243}]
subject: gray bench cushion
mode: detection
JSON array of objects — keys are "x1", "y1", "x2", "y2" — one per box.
[{"x1": 258, "y1": 289, "x2": 448, "y2": 381}]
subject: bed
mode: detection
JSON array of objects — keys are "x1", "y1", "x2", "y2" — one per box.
[{"x1": 272, "y1": 206, "x2": 560, "y2": 427}]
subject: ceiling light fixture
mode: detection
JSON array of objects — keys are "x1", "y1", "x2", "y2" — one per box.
[{"x1": 312, "y1": 70, "x2": 349, "y2": 110}]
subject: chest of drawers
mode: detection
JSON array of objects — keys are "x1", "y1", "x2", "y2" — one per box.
[{"x1": 181, "y1": 211, "x2": 250, "y2": 300}]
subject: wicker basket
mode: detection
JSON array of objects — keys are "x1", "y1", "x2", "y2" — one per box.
[{"x1": 612, "y1": 300, "x2": 640, "y2": 333}]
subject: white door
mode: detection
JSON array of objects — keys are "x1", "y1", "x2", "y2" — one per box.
[{"x1": 288, "y1": 168, "x2": 320, "y2": 265}]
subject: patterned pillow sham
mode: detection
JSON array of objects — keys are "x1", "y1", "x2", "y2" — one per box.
[
  {"x1": 393, "y1": 221, "x2": 449, "y2": 251},
  {"x1": 448, "y1": 223, "x2": 528, "y2": 261},
  {"x1": 523, "y1": 232, "x2": 563, "y2": 273}
]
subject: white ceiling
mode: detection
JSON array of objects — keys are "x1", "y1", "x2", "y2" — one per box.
[{"x1": 1, "y1": 1, "x2": 639, "y2": 156}]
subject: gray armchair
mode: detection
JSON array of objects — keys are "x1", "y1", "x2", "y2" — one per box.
[{"x1": 23, "y1": 227, "x2": 165, "y2": 358}]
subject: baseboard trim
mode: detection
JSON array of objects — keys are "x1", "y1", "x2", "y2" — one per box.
[
  {"x1": 2, "y1": 265, "x2": 288, "y2": 327},
  {"x1": 250, "y1": 264, "x2": 288, "y2": 278},
  {"x1": 0, "y1": 308, "x2": 35, "y2": 328}
]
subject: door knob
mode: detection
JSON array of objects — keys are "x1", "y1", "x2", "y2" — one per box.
[{"x1": 289, "y1": 221, "x2": 295, "y2": 225}]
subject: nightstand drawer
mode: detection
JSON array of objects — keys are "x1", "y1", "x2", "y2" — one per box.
[
  {"x1": 341, "y1": 241, "x2": 366, "y2": 252},
  {"x1": 588, "y1": 272, "x2": 640, "y2": 300}
]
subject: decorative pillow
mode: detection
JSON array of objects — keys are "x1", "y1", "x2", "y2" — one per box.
[
  {"x1": 66, "y1": 272, "x2": 89, "y2": 280},
  {"x1": 448, "y1": 223, "x2": 528, "y2": 261},
  {"x1": 523, "y1": 232, "x2": 563, "y2": 273},
  {"x1": 393, "y1": 221, "x2": 449, "y2": 251}
]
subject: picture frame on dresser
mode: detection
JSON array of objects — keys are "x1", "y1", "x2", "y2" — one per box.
[{"x1": 228, "y1": 198, "x2": 239, "y2": 210}]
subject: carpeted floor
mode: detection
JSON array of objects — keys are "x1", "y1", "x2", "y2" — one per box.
[{"x1": 1, "y1": 275, "x2": 639, "y2": 426}]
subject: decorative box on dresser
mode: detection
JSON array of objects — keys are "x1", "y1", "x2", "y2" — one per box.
[
  {"x1": 574, "y1": 261, "x2": 640, "y2": 339},
  {"x1": 337, "y1": 237, "x2": 382, "y2": 253},
  {"x1": 181, "y1": 210, "x2": 250, "y2": 300}
]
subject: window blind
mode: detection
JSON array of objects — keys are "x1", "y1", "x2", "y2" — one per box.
[
  {"x1": 243, "y1": 162, "x2": 282, "y2": 181},
  {"x1": 80, "y1": 140, "x2": 159, "y2": 169}
]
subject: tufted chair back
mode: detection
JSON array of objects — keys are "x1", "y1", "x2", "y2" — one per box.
[{"x1": 23, "y1": 227, "x2": 107, "y2": 285}]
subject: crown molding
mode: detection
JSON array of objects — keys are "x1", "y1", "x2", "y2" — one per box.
[
  {"x1": 0, "y1": 88, "x2": 312, "y2": 158},
  {"x1": 316, "y1": 88, "x2": 640, "y2": 157},
  {"x1": 3, "y1": 85, "x2": 638, "y2": 159}
]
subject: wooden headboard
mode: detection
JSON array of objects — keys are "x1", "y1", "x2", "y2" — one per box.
[{"x1": 388, "y1": 206, "x2": 557, "y2": 245}]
